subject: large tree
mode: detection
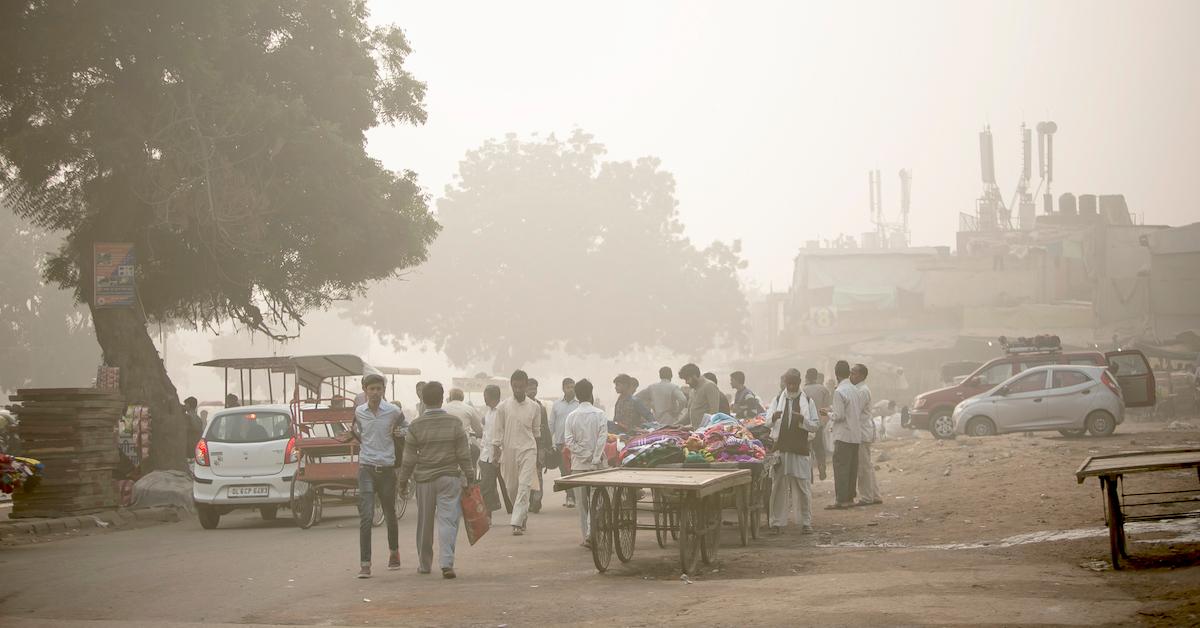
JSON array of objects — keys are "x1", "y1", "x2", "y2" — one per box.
[
  {"x1": 0, "y1": 208, "x2": 100, "y2": 393},
  {"x1": 353, "y1": 130, "x2": 747, "y2": 372},
  {"x1": 0, "y1": 1, "x2": 438, "y2": 470}
]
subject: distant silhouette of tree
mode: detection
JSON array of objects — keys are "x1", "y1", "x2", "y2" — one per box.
[
  {"x1": 0, "y1": 2, "x2": 437, "y2": 469},
  {"x1": 0, "y1": 209, "x2": 100, "y2": 393},
  {"x1": 353, "y1": 130, "x2": 747, "y2": 372}
]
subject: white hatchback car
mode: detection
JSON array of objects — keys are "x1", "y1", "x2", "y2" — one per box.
[
  {"x1": 952, "y1": 365, "x2": 1125, "y2": 438},
  {"x1": 192, "y1": 404, "x2": 298, "y2": 529}
]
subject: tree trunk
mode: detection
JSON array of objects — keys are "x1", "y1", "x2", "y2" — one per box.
[{"x1": 90, "y1": 305, "x2": 186, "y2": 472}]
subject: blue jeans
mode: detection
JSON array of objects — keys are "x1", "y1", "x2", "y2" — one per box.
[{"x1": 358, "y1": 465, "x2": 398, "y2": 564}]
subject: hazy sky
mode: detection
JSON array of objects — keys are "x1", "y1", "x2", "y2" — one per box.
[{"x1": 367, "y1": 0, "x2": 1199, "y2": 289}]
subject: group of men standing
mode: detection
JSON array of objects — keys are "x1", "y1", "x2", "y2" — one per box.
[{"x1": 762, "y1": 360, "x2": 883, "y2": 535}]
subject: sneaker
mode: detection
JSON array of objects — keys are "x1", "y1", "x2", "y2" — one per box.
[
  {"x1": 357, "y1": 564, "x2": 371, "y2": 579},
  {"x1": 801, "y1": 525, "x2": 814, "y2": 534},
  {"x1": 387, "y1": 553, "x2": 401, "y2": 570},
  {"x1": 442, "y1": 567, "x2": 457, "y2": 579},
  {"x1": 512, "y1": 526, "x2": 524, "y2": 536}
]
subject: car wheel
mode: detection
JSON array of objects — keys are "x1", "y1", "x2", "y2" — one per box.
[
  {"x1": 1058, "y1": 429, "x2": 1086, "y2": 438},
  {"x1": 259, "y1": 505, "x2": 279, "y2": 521},
  {"x1": 929, "y1": 410, "x2": 956, "y2": 440},
  {"x1": 197, "y1": 504, "x2": 220, "y2": 530},
  {"x1": 1086, "y1": 411, "x2": 1116, "y2": 437},
  {"x1": 966, "y1": 416, "x2": 996, "y2": 437}
]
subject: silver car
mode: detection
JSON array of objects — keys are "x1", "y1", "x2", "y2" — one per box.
[{"x1": 952, "y1": 365, "x2": 1124, "y2": 437}]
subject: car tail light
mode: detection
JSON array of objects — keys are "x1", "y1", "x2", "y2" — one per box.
[
  {"x1": 284, "y1": 436, "x2": 298, "y2": 464},
  {"x1": 1101, "y1": 371, "x2": 1122, "y2": 398},
  {"x1": 195, "y1": 439, "x2": 210, "y2": 466}
]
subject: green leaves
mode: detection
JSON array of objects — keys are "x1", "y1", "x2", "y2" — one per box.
[{"x1": 0, "y1": 1, "x2": 438, "y2": 339}]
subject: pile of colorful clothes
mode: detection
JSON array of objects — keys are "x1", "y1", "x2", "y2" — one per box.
[
  {"x1": 739, "y1": 414, "x2": 773, "y2": 449},
  {"x1": 0, "y1": 454, "x2": 43, "y2": 494},
  {"x1": 696, "y1": 417, "x2": 767, "y2": 463},
  {"x1": 618, "y1": 427, "x2": 690, "y2": 467}
]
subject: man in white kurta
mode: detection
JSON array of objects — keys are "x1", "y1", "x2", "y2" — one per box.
[
  {"x1": 766, "y1": 368, "x2": 820, "y2": 533},
  {"x1": 563, "y1": 379, "x2": 609, "y2": 545},
  {"x1": 492, "y1": 370, "x2": 542, "y2": 535},
  {"x1": 852, "y1": 364, "x2": 883, "y2": 505}
]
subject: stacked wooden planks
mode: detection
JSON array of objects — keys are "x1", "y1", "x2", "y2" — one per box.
[{"x1": 8, "y1": 388, "x2": 122, "y2": 518}]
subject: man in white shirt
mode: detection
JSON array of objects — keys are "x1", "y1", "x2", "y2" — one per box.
[
  {"x1": 563, "y1": 379, "x2": 609, "y2": 546},
  {"x1": 443, "y1": 388, "x2": 483, "y2": 439},
  {"x1": 492, "y1": 370, "x2": 543, "y2": 536},
  {"x1": 852, "y1": 364, "x2": 882, "y2": 506},
  {"x1": 475, "y1": 385, "x2": 504, "y2": 514},
  {"x1": 825, "y1": 360, "x2": 862, "y2": 509},
  {"x1": 635, "y1": 366, "x2": 687, "y2": 424},
  {"x1": 549, "y1": 378, "x2": 580, "y2": 508}
]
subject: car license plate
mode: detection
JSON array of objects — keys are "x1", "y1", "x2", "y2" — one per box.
[{"x1": 228, "y1": 486, "x2": 269, "y2": 498}]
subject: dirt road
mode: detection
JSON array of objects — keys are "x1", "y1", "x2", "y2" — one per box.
[{"x1": 1, "y1": 421, "x2": 1198, "y2": 626}]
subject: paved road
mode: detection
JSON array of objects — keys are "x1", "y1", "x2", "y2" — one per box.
[{"x1": 0, "y1": 475, "x2": 1162, "y2": 627}]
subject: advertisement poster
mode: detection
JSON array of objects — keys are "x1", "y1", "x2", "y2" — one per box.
[{"x1": 94, "y1": 242, "x2": 136, "y2": 308}]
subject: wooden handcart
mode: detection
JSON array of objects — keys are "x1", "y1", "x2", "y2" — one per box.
[
  {"x1": 1076, "y1": 447, "x2": 1200, "y2": 569},
  {"x1": 658, "y1": 459, "x2": 773, "y2": 546},
  {"x1": 554, "y1": 467, "x2": 751, "y2": 575}
]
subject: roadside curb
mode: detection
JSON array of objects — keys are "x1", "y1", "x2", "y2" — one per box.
[{"x1": 0, "y1": 506, "x2": 182, "y2": 540}]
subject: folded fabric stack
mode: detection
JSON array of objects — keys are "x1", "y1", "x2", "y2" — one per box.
[
  {"x1": 698, "y1": 420, "x2": 767, "y2": 463},
  {"x1": 622, "y1": 441, "x2": 685, "y2": 467},
  {"x1": 684, "y1": 450, "x2": 715, "y2": 464}
]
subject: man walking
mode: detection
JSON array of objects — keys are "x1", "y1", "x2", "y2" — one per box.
[
  {"x1": 183, "y1": 396, "x2": 204, "y2": 461},
  {"x1": 563, "y1": 379, "x2": 609, "y2": 547},
  {"x1": 803, "y1": 369, "x2": 832, "y2": 481},
  {"x1": 443, "y1": 388, "x2": 483, "y2": 439},
  {"x1": 635, "y1": 367, "x2": 687, "y2": 424},
  {"x1": 852, "y1": 364, "x2": 883, "y2": 506},
  {"x1": 680, "y1": 363, "x2": 720, "y2": 428},
  {"x1": 550, "y1": 378, "x2": 580, "y2": 507},
  {"x1": 825, "y1": 360, "x2": 863, "y2": 510},
  {"x1": 612, "y1": 374, "x2": 653, "y2": 433},
  {"x1": 765, "y1": 369, "x2": 819, "y2": 534},
  {"x1": 476, "y1": 385, "x2": 504, "y2": 514},
  {"x1": 346, "y1": 374, "x2": 404, "y2": 578},
  {"x1": 492, "y1": 370, "x2": 543, "y2": 535},
  {"x1": 730, "y1": 371, "x2": 764, "y2": 419},
  {"x1": 396, "y1": 381, "x2": 474, "y2": 579},
  {"x1": 526, "y1": 378, "x2": 552, "y2": 515}
]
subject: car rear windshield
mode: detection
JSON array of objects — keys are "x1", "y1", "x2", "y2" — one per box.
[{"x1": 207, "y1": 412, "x2": 293, "y2": 443}]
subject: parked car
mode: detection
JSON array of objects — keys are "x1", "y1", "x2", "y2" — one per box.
[
  {"x1": 952, "y1": 365, "x2": 1127, "y2": 437},
  {"x1": 192, "y1": 405, "x2": 298, "y2": 529},
  {"x1": 909, "y1": 345, "x2": 1156, "y2": 439}
]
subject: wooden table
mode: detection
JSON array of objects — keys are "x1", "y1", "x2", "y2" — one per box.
[
  {"x1": 1076, "y1": 448, "x2": 1200, "y2": 569},
  {"x1": 554, "y1": 467, "x2": 751, "y2": 574}
]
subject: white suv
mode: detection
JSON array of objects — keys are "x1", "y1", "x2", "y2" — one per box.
[{"x1": 192, "y1": 405, "x2": 298, "y2": 529}]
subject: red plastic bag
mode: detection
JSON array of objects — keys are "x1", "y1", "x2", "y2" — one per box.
[{"x1": 461, "y1": 483, "x2": 490, "y2": 545}]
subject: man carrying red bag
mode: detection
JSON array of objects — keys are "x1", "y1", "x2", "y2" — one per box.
[{"x1": 397, "y1": 381, "x2": 475, "y2": 579}]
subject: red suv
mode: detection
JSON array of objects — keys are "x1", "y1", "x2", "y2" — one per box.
[{"x1": 909, "y1": 339, "x2": 1156, "y2": 439}]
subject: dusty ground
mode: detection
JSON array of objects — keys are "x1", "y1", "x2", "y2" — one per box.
[{"x1": 1, "y1": 419, "x2": 1198, "y2": 626}]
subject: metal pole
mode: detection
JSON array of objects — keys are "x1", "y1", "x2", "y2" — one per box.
[
  {"x1": 268, "y1": 370, "x2": 274, "y2": 404},
  {"x1": 248, "y1": 369, "x2": 253, "y2": 405},
  {"x1": 224, "y1": 367, "x2": 229, "y2": 403}
]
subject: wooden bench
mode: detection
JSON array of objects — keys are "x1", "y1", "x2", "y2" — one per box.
[{"x1": 1076, "y1": 448, "x2": 1200, "y2": 569}]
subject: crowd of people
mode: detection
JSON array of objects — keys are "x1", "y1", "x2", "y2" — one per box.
[{"x1": 330, "y1": 358, "x2": 887, "y2": 580}]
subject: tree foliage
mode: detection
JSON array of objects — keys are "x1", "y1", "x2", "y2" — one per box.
[
  {"x1": 352, "y1": 130, "x2": 747, "y2": 371},
  {"x1": 0, "y1": 209, "x2": 100, "y2": 393},
  {"x1": 0, "y1": 0, "x2": 438, "y2": 336}
]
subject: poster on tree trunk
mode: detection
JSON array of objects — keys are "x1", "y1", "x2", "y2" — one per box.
[{"x1": 94, "y1": 242, "x2": 136, "y2": 308}]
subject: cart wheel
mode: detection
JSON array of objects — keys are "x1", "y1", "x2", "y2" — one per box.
[
  {"x1": 372, "y1": 493, "x2": 386, "y2": 527},
  {"x1": 736, "y1": 487, "x2": 749, "y2": 547},
  {"x1": 678, "y1": 494, "x2": 702, "y2": 575},
  {"x1": 652, "y1": 490, "x2": 669, "y2": 548},
  {"x1": 701, "y1": 494, "x2": 721, "y2": 564},
  {"x1": 291, "y1": 477, "x2": 321, "y2": 529},
  {"x1": 395, "y1": 482, "x2": 409, "y2": 522},
  {"x1": 589, "y1": 487, "x2": 614, "y2": 573},
  {"x1": 615, "y1": 487, "x2": 638, "y2": 563}
]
